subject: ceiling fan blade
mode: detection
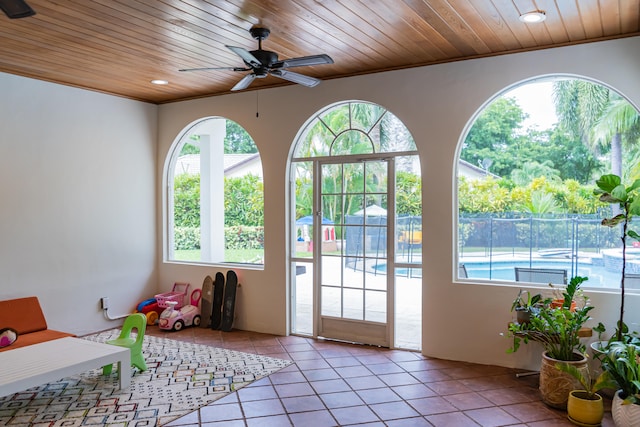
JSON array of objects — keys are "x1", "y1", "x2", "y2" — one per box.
[
  {"x1": 231, "y1": 74, "x2": 257, "y2": 91},
  {"x1": 271, "y1": 69, "x2": 321, "y2": 87},
  {"x1": 273, "y1": 54, "x2": 334, "y2": 69},
  {"x1": 0, "y1": 0, "x2": 35, "y2": 18},
  {"x1": 226, "y1": 46, "x2": 261, "y2": 68},
  {"x1": 179, "y1": 66, "x2": 249, "y2": 72}
]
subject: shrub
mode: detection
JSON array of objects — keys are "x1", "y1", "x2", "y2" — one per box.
[
  {"x1": 174, "y1": 227, "x2": 200, "y2": 250},
  {"x1": 174, "y1": 226, "x2": 265, "y2": 251},
  {"x1": 174, "y1": 174, "x2": 200, "y2": 228},
  {"x1": 225, "y1": 226, "x2": 264, "y2": 249}
]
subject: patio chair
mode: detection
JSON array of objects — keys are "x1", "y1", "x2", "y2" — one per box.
[
  {"x1": 514, "y1": 267, "x2": 567, "y2": 285},
  {"x1": 458, "y1": 264, "x2": 468, "y2": 279},
  {"x1": 103, "y1": 313, "x2": 147, "y2": 375}
]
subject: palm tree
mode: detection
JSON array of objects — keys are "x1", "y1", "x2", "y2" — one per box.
[
  {"x1": 553, "y1": 80, "x2": 640, "y2": 180},
  {"x1": 554, "y1": 79, "x2": 640, "y2": 220},
  {"x1": 592, "y1": 94, "x2": 640, "y2": 180},
  {"x1": 510, "y1": 160, "x2": 561, "y2": 186}
]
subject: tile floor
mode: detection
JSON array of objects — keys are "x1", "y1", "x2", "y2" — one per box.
[{"x1": 147, "y1": 327, "x2": 613, "y2": 427}]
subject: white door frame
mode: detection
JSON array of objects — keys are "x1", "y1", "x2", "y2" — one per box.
[{"x1": 313, "y1": 154, "x2": 396, "y2": 347}]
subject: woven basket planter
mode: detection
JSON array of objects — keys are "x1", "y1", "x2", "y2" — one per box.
[{"x1": 539, "y1": 351, "x2": 587, "y2": 410}]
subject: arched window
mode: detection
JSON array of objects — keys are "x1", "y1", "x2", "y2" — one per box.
[
  {"x1": 456, "y1": 77, "x2": 640, "y2": 289},
  {"x1": 293, "y1": 102, "x2": 417, "y2": 157},
  {"x1": 165, "y1": 117, "x2": 264, "y2": 265},
  {"x1": 290, "y1": 101, "x2": 422, "y2": 350}
]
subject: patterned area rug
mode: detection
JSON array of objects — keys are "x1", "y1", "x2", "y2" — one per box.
[{"x1": 0, "y1": 330, "x2": 291, "y2": 426}]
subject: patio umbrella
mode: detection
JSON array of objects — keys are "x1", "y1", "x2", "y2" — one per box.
[
  {"x1": 354, "y1": 204, "x2": 387, "y2": 216},
  {"x1": 296, "y1": 215, "x2": 334, "y2": 225}
]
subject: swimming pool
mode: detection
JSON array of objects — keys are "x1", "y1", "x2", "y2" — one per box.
[
  {"x1": 462, "y1": 259, "x2": 621, "y2": 288},
  {"x1": 371, "y1": 256, "x2": 628, "y2": 289}
]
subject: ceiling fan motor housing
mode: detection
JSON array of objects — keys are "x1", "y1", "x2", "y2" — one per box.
[{"x1": 249, "y1": 50, "x2": 279, "y2": 68}]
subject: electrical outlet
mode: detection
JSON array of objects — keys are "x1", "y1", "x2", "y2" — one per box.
[{"x1": 100, "y1": 297, "x2": 109, "y2": 310}]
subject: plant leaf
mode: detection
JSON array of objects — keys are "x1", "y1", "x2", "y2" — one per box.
[
  {"x1": 596, "y1": 174, "x2": 621, "y2": 192},
  {"x1": 599, "y1": 193, "x2": 622, "y2": 203},
  {"x1": 627, "y1": 178, "x2": 640, "y2": 193},
  {"x1": 611, "y1": 185, "x2": 629, "y2": 202},
  {"x1": 629, "y1": 197, "x2": 640, "y2": 216},
  {"x1": 592, "y1": 370, "x2": 617, "y2": 392},
  {"x1": 602, "y1": 215, "x2": 626, "y2": 228},
  {"x1": 593, "y1": 322, "x2": 606, "y2": 335},
  {"x1": 628, "y1": 230, "x2": 640, "y2": 240},
  {"x1": 556, "y1": 362, "x2": 589, "y2": 392}
]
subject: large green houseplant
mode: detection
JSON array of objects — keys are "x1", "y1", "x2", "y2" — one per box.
[
  {"x1": 594, "y1": 174, "x2": 640, "y2": 343},
  {"x1": 592, "y1": 321, "x2": 640, "y2": 357},
  {"x1": 507, "y1": 276, "x2": 594, "y2": 409},
  {"x1": 508, "y1": 276, "x2": 592, "y2": 359},
  {"x1": 600, "y1": 342, "x2": 640, "y2": 426}
]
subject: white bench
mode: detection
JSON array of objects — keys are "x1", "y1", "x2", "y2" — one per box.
[{"x1": 0, "y1": 337, "x2": 130, "y2": 397}]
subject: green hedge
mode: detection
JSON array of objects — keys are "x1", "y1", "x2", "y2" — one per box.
[
  {"x1": 174, "y1": 227, "x2": 200, "y2": 250},
  {"x1": 174, "y1": 226, "x2": 264, "y2": 250},
  {"x1": 225, "y1": 226, "x2": 264, "y2": 249}
]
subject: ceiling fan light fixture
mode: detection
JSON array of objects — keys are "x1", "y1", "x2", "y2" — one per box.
[
  {"x1": 0, "y1": 0, "x2": 35, "y2": 19},
  {"x1": 150, "y1": 79, "x2": 169, "y2": 85},
  {"x1": 519, "y1": 10, "x2": 546, "y2": 23}
]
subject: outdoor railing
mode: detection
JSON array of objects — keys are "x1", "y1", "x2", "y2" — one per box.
[{"x1": 458, "y1": 213, "x2": 627, "y2": 286}]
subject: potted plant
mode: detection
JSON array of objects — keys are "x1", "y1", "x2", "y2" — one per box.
[
  {"x1": 556, "y1": 362, "x2": 617, "y2": 425},
  {"x1": 591, "y1": 321, "x2": 640, "y2": 358},
  {"x1": 507, "y1": 276, "x2": 594, "y2": 409},
  {"x1": 600, "y1": 342, "x2": 640, "y2": 426},
  {"x1": 510, "y1": 289, "x2": 542, "y2": 324},
  {"x1": 594, "y1": 174, "x2": 640, "y2": 343}
]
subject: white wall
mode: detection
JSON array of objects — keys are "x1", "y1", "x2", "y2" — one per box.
[
  {"x1": 0, "y1": 73, "x2": 158, "y2": 336},
  {"x1": 158, "y1": 36, "x2": 640, "y2": 370}
]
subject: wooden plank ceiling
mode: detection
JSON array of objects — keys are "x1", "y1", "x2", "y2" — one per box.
[{"x1": 0, "y1": 0, "x2": 638, "y2": 104}]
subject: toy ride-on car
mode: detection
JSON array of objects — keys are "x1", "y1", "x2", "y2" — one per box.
[
  {"x1": 158, "y1": 289, "x2": 202, "y2": 331},
  {"x1": 135, "y1": 298, "x2": 162, "y2": 325}
]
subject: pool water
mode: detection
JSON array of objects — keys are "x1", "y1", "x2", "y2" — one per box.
[
  {"x1": 372, "y1": 259, "x2": 624, "y2": 288},
  {"x1": 463, "y1": 260, "x2": 622, "y2": 288}
]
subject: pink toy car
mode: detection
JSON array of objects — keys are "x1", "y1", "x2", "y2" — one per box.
[{"x1": 158, "y1": 289, "x2": 202, "y2": 331}]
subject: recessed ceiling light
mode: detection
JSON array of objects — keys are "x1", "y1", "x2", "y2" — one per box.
[
  {"x1": 519, "y1": 10, "x2": 546, "y2": 23},
  {"x1": 151, "y1": 79, "x2": 169, "y2": 85}
]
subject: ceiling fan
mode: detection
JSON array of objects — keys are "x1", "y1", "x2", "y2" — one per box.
[{"x1": 179, "y1": 27, "x2": 334, "y2": 91}]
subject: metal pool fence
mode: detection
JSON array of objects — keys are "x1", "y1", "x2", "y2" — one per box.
[{"x1": 458, "y1": 213, "x2": 622, "y2": 279}]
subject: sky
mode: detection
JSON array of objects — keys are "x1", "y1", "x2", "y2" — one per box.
[{"x1": 503, "y1": 81, "x2": 558, "y2": 131}]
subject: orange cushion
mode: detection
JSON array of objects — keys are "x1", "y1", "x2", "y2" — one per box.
[
  {"x1": 0, "y1": 329, "x2": 74, "y2": 352},
  {"x1": 0, "y1": 296, "x2": 48, "y2": 334}
]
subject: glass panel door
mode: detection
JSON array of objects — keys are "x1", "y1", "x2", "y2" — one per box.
[{"x1": 317, "y1": 160, "x2": 390, "y2": 346}]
